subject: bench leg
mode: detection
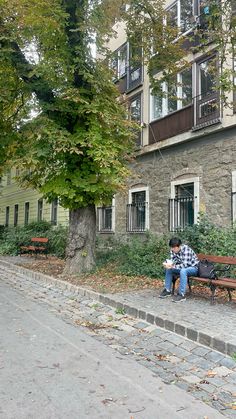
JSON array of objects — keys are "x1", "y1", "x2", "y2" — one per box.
[
  {"x1": 227, "y1": 288, "x2": 232, "y2": 302},
  {"x1": 210, "y1": 283, "x2": 216, "y2": 305}
]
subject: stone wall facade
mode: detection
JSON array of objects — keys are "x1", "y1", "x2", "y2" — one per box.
[{"x1": 113, "y1": 126, "x2": 236, "y2": 237}]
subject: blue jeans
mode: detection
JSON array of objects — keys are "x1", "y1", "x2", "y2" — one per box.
[{"x1": 165, "y1": 266, "x2": 198, "y2": 296}]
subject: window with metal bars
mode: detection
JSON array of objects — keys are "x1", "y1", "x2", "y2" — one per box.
[
  {"x1": 169, "y1": 183, "x2": 195, "y2": 231},
  {"x1": 127, "y1": 191, "x2": 147, "y2": 232},
  {"x1": 97, "y1": 206, "x2": 113, "y2": 233}
]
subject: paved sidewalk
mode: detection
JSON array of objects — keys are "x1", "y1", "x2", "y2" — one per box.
[
  {"x1": 0, "y1": 256, "x2": 235, "y2": 357},
  {"x1": 0, "y1": 259, "x2": 236, "y2": 418}
]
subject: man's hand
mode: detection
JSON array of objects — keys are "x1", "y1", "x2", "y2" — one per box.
[{"x1": 163, "y1": 260, "x2": 173, "y2": 269}]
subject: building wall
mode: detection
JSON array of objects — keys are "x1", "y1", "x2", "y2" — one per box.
[
  {"x1": 0, "y1": 170, "x2": 69, "y2": 226},
  {"x1": 114, "y1": 126, "x2": 236, "y2": 235}
]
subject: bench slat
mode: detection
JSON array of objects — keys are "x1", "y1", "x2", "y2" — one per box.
[
  {"x1": 197, "y1": 254, "x2": 236, "y2": 265},
  {"x1": 19, "y1": 237, "x2": 48, "y2": 258},
  {"x1": 191, "y1": 277, "x2": 235, "y2": 287},
  {"x1": 31, "y1": 237, "x2": 49, "y2": 243}
]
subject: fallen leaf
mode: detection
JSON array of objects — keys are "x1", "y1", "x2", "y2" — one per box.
[{"x1": 206, "y1": 370, "x2": 217, "y2": 377}]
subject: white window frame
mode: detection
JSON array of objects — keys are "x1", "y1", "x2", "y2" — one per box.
[
  {"x1": 128, "y1": 186, "x2": 150, "y2": 230},
  {"x1": 97, "y1": 198, "x2": 115, "y2": 233},
  {"x1": 170, "y1": 177, "x2": 200, "y2": 225},
  {"x1": 232, "y1": 171, "x2": 236, "y2": 223}
]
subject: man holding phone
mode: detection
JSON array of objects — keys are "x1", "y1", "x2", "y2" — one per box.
[{"x1": 159, "y1": 237, "x2": 199, "y2": 302}]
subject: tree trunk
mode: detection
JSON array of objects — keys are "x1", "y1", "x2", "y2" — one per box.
[{"x1": 64, "y1": 205, "x2": 96, "y2": 275}]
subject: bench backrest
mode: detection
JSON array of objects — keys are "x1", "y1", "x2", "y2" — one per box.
[
  {"x1": 31, "y1": 237, "x2": 49, "y2": 244},
  {"x1": 197, "y1": 253, "x2": 236, "y2": 265}
]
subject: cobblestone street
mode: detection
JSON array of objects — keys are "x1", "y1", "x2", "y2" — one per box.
[{"x1": 0, "y1": 260, "x2": 235, "y2": 418}]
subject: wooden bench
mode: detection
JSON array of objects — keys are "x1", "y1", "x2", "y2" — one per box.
[
  {"x1": 172, "y1": 253, "x2": 236, "y2": 304},
  {"x1": 19, "y1": 237, "x2": 49, "y2": 258}
]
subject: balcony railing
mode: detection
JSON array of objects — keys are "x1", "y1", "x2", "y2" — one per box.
[
  {"x1": 126, "y1": 202, "x2": 147, "y2": 232},
  {"x1": 169, "y1": 197, "x2": 195, "y2": 232},
  {"x1": 149, "y1": 105, "x2": 193, "y2": 144},
  {"x1": 97, "y1": 206, "x2": 113, "y2": 233},
  {"x1": 193, "y1": 91, "x2": 220, "y2": 130}
]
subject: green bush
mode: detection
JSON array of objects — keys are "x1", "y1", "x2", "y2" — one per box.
[
  {"x1": 0, "y1": 221, "x2": 68, "y2": 258},
  {"x1": 96, "y1": 233, "x2": 169, "y2": 278},
  {"x1": 96, "y1": 215, "x2": 236, "y2": 278},
  {"x1": 179, "y1": 214, "x2": 236, "y2": 256},
  {"x1": 47, "y1": 225, "x2": 68, "y2": 258}
]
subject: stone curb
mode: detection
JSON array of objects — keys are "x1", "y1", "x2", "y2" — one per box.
[{"x1": 1, "y1": 258, "x2": 235, "y2": 357}]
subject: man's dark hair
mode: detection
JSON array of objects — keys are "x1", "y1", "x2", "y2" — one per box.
[{"x1": 169, "y1": 237, "x2": 182, "y2": 247}]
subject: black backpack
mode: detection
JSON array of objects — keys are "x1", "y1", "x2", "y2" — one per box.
[{"x1": 198, "y1": 259, "x2": 217, "y2": 279}]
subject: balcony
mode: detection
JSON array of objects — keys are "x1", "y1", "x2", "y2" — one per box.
[
  {"x1": 169, "y1": 197, "x2": 195, "y2": 232},
  {"x1": 149, "y1": 105, "x2": 193, "y2": 144},
  {"x1": 126, "y1": 202, "x2": 147, "y2": 233},
  {"x1": 149, "y1": 91, "x2": 221, "y2": 144}
]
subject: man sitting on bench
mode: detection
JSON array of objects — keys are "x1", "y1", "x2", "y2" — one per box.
[{"x1": 159, "y1": 237, "x2": 199, "y2": 302}]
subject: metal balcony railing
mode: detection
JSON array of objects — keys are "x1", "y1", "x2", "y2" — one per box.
[{"x1": 193, "y1": 91, "x2": 220, "y2": 130}]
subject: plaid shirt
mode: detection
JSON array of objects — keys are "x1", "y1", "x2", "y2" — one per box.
[{"x1": 170, "y1": 244, "x2": 199, "y2": 269}]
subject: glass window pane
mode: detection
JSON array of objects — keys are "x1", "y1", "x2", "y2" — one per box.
[
  {"x1": 167, "y1": 2, "x2": 178, "y2": 28},
  {"x1": 130, "y1": 96, "x2": 141, "y2": 122},
  {"x1": 181, "y1": 68, "x2": 192, "y2": 106},
  {"x1": 168, "y1": 77, "x2": 178, "y2": 113},
  {"x1": 151, "y1": 94, "x2": 163, "y2": 120},
  {"x1": 180, "y1": 0, "x2": 193, "y2": 33},
  {"x1": 199, "y1": 59, "x2": 216, "y2": 96},
  {"x1": 118, "y1": 45, "x2": 127, "y2": 77},
  {"x1": 175, "y1": 183, "x2": 194, "y2": 198},
  {"x1": 132, "y1": 191, "x2": 146, "y2": 203},
  {"x1": 130, "y1": 68, "x2": 141, "y2": 82}
]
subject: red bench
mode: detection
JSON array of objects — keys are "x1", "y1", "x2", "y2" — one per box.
[{"x1": 19, "y1": 237, "x2": 49, "y2": 258}]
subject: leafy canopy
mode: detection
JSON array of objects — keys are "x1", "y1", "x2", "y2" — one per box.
[{"x1": 0, "y1": 0, "x2": 134, "y2": 208}]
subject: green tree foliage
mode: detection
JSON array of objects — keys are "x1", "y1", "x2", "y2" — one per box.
[
  {"x1": 0, "y1": 0, "x2": 135, "y2": 273},
  {"x1": 0, "y1": 0, "x2": 134, "y2": 207}
]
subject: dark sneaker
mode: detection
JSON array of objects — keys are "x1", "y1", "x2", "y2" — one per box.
[
  {"x1": 172, "y1": 293, "x2": 186, "y2": 303},
  {"x1": 159, "y1": 288, "x2": 171, "y2": 298}
]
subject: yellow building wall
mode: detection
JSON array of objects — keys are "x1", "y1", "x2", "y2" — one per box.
[{"x1": 0, "y1": 169, "x2": 69, "y2": 226}]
